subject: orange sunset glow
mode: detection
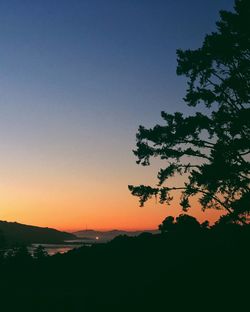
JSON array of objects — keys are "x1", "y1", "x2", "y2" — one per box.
[{"x1": 0, "y1": 167, "x2": 223, "y2": 231}]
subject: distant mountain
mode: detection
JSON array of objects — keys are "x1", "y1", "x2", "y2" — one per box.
[
  {"x1": 73, "y1": 229, "x2": 159, "y2": 242},
  {"x1": 0, "y1": 221, "x2": 77, "y2": 245}
]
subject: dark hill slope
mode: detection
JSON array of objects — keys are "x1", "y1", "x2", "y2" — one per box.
[{"x1": 0, "y1": 221, "x2": 76, "y2": 244}]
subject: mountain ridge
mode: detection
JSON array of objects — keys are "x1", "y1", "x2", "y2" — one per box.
[{"x1": 73, "y1": 229, "x2": 159, "y2": 242}]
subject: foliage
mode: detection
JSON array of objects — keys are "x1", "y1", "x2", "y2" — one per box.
[
  {"x1": 0, "y1": 230, "x2": 5, "y2": 247},
  {"x1": 159, "y1": 216, "x2": 175, "y2": 233},
  {"x1": 33, "y1": 245, "x2": 48, "y2": 260},
  {"x1": 4, "y1": 246, "x2": 32, "y2": 264},
  {"x1": 159, "y1": 214, "x2": 204, "y2": 233},
  {"x1": 129, "y1": 0, "x2": 250, "y2": 223}
]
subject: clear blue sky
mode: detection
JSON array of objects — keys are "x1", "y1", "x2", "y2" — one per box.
[{"x1": 0, "y1": 0, "x2": 235, "y2": 230}]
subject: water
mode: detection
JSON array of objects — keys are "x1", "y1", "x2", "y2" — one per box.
[
  {"x1": 1, "y1": 239, "x2": 100, "y2": 257},
  {"x1": 31, "y1": 239, "x2": 94, "y2": 256},
  {"x1": 31, "y1": 244, "x2": 79, "y2": 256}
]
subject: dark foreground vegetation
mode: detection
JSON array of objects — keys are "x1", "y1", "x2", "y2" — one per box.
[{"x1": 0, "y1": 215, "x2": 249, "y2": 311}]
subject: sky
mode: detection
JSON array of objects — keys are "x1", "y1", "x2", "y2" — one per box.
[{"x1": 0, "y1": 0, "x2": 235, "y2": 231}]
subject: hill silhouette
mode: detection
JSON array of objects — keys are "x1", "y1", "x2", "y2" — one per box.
[
  {"x1": 0, "y1": 220, "x2": 76, "y2": 245},
  {"x1": 73, "y1": 229, "x2": 159, "y2": 242}
]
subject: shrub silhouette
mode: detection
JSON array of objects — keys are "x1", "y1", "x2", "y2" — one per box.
[{"x1": 33, "y1": 245, "x2": 48, "y2": 260}]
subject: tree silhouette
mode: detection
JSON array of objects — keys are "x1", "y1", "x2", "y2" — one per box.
[
  {"x1": 33, "y1": 245, "x2": 48, "y2": 260},
  {"x1": 159, "y1": 216, "x2": 175, "y2": 234},
  {"x1": 0, "y1": 230, "x2": 5, "y2": 247},
  {"x1": 159, "y1": 214, "x2": 201, "y2": 233},
  {"x1": 129, "y1": 0, "x2": 250, "y2": 224},
  {"x1": 175, "y1": 214, "x2": 201, "y2": 232}
]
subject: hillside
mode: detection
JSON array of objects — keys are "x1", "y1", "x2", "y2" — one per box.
[{"x1": 0, "y1": 221, "x2": 76, "y2": 245}]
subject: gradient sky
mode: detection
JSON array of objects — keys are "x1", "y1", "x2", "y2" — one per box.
[{"x1": 0, "y1": 0, "x2": 234, "y2": 231}]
